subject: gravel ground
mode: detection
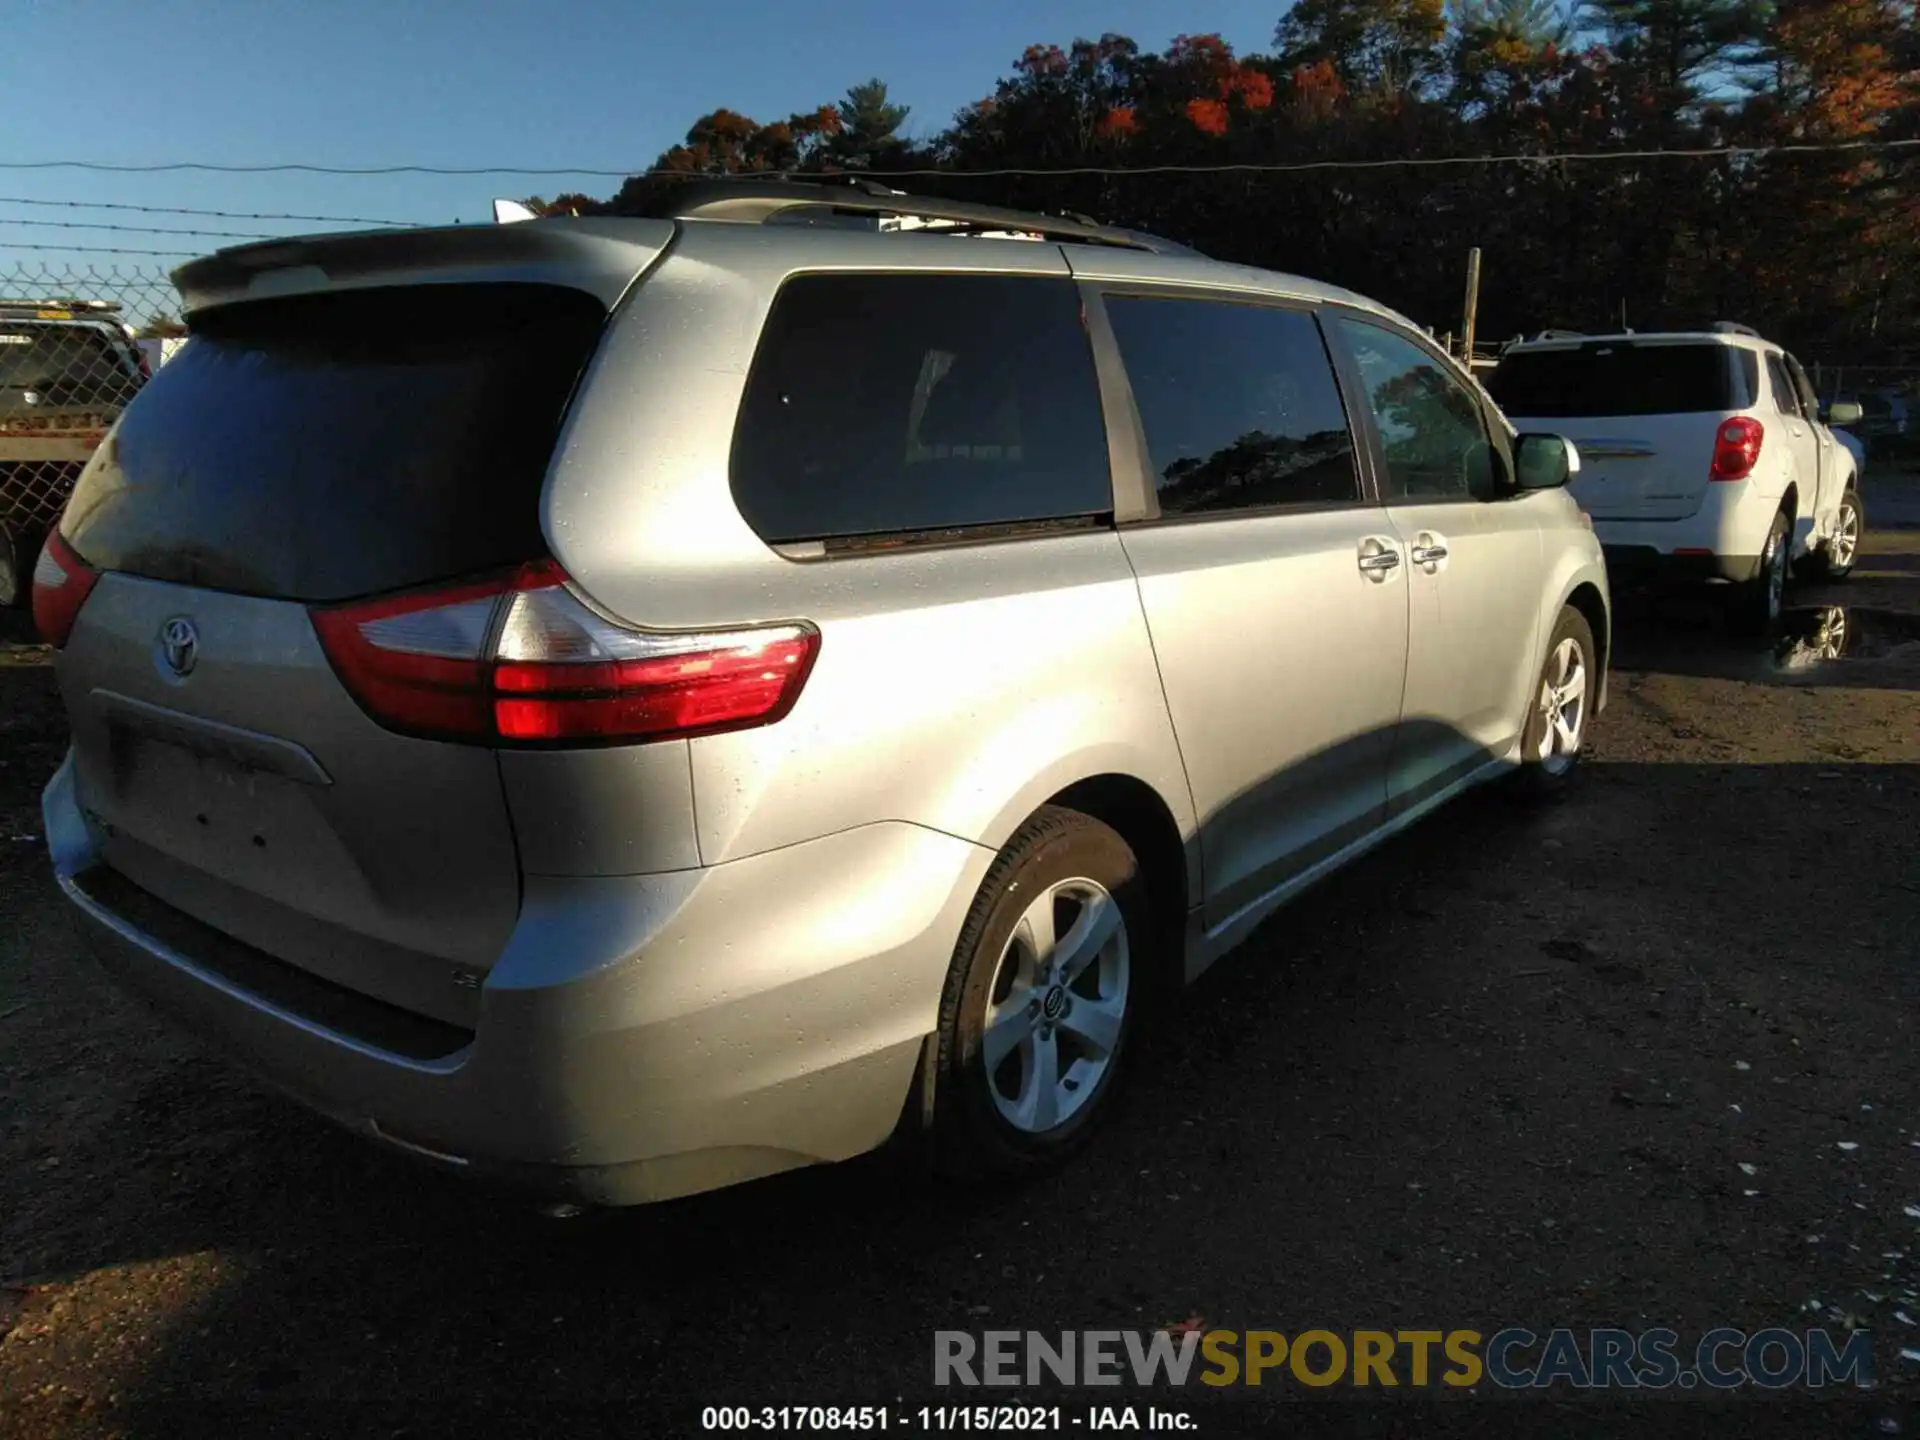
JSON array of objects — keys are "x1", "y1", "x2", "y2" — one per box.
[{"x1": 1, "y1": 501, "x2": 1917, "y2": 1439}]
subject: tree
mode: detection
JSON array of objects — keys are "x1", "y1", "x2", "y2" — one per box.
[
  {"x1": 1276, "y1": 0, "x2": 1452, "y2": 98},
  {"x1": 833, "y1": 79, "x2": 911, "y2": 166},
  {"x1": 532, "y1": 13, "x2": 1920, "y2": 358},
  {"x1": 1585, "y1": 0, "x2": 1768, "y2": 126}
]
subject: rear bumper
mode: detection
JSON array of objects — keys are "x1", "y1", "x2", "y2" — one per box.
[
  {"x1": 1601, "y1": 545, "x2": 1763, "y2": 585},
  {"x1": 43, "y1": 751, "x2": 993, "y2": 1205},
  {"x1": 1590, "y1": 486, "x2": 1778, "y2": 586}
]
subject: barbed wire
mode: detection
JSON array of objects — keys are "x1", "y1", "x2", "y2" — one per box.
[
  {"x1": 0, "y1": 194, "x2": 422, "y2": 227},
  {"x1": 0, "y1": 217, "x2": 276, "y2": 241},
  {"x1": 0, "y1": 137, "x2": 1915, "y2": 178},
  {"x1": 0, "y1": 242, "x2": 197, "y2": 257}
]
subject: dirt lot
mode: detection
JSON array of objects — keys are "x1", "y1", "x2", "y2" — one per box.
[{"x1": 2, "y1": 490, "x2": 1917, "y2": 1438}]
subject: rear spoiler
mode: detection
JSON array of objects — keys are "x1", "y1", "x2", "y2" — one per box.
[{"x1": 171, "y1": 218, "x2": 676, "y2": 317}]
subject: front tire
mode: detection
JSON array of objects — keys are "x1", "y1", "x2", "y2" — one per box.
[
  {"x1": 1513, "y1": 606, "x2": 1596, "y2": 800},
  {"x1": 1801, "y1": 488, "x2": 1862, "y2": 582},
  {"x1": 930, "y1": 806, "x2": 1149, "y2": 1182}
]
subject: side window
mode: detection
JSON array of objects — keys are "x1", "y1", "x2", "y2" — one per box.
[
  {"x1": 731, "y1": 274, "x2": 1111, "y2": 544},
  {"x1": 1103, "y1": 295, "x2": 1359, "y2": 517},
  {"x1": 1784, "y1": 354, "x2": 1820, "y2": 417},
  {"x1": 1334, "y1": 317, "x2": 1496, "y2": 502},
  {"x1": 1765, "y1": 355, "x2": 1803, "y2": 419}
]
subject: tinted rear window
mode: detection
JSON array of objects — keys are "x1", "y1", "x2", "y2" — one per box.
[
  {"x1": 61, "y1": 284, "x2": 605, "y2": 602},
  {"x1": 1487, "y1": 343, "x2": 1737, "y2": 418},
  {"x1": 730, "y1": 273, "x2": 1111, "y2": 545}
]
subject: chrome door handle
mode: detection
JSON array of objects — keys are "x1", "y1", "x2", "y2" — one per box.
[
  {"x1": 1410, "y1": 541, "x2": 1449, "y2": 565},
  {"x1": 1357, "y1": 548, "x2": 1401, "y2": 574}
]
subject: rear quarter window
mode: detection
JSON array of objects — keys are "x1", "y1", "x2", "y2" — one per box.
[
  {"x1": 1488, "y1": 343, "x2": 1739, "y2": 418},
  {"x1": 730, "y1": 273, "x2": 1112, "y2": 545}
]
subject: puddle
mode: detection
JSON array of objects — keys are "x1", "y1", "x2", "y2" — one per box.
[{"x1": 1771, "y1": 606, "x2": 1920, "y2": 673}]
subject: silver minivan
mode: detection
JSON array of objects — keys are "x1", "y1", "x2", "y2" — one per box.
[{"x1": 37, "y1": 183, "x2": 1610, "y2": 1205}]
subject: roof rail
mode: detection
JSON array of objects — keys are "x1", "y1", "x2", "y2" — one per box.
[
  {"x1": 639, "y1": 178, "x2": 1200, "y2": 256},
  {"x1": 1532, "y1": 328, "x2": 1587, "y2": 341},
  {"x1": 1710, "y1": 321, "x2": 1762, "y2": 338}
]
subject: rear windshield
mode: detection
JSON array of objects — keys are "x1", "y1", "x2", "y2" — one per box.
[
  {"x1": 60, "y1": 284, "x2": 605, "y2": 602},
  {"x1": 1487, "y1": 342, "x2": 1738, "y2": 418},
  {"x1": 0, "y1": 324, "x2": 140, "y2": 404}
]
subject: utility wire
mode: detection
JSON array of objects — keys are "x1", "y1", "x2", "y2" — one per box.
[
  {"x1": 0, "y1": 194, "x2": 421, "y2": 227},
  {"x1": 0, "y1": 138, "x2": 1916, "y2": 177},
  {"x1": 0, "y1": 216, "x2": 275, "y2": 241}
]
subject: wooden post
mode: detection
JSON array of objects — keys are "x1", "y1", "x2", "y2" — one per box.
[{"x1": 1460, "y1": 248, "x2": 1482, "y2": 367}]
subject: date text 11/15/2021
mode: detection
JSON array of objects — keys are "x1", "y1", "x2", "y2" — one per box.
[{"x1": 700, "y1": 1405, "x2": 1197, "y2": 1431}]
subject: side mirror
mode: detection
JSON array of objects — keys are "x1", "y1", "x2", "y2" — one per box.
[
  {"x1": 1514, "y1": 432, "x2": 1580, "y2": 491},
  {"x1": 1825, "y1": 401, "x2": 1864, "y2": 427}
]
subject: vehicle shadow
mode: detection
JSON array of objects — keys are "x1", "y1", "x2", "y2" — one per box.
[{"x1": 6, "y1": 746, "x2": 1917, "y2": 1437}]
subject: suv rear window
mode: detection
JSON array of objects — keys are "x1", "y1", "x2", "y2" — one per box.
[
  {"x1": 1487, "y1": 343, "x2": 1738, "y2": 418},
  {"x1": 60, "y1": 284, "x2": 605, "y2": 602},
  {"x1": 731, "y1": 273, "x2": 1111, "y2": 545}
]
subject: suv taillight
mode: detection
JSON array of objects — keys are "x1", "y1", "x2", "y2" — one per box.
[
  {"x1": 31, "y1": 532, "x2": 101, "y2": 648},
  {"x1": 310, "y1": 561, "x2": 819, "y2": 747},
  {"x1": 1710, "y1": 417, "x2": 1765, "y2": 481}
]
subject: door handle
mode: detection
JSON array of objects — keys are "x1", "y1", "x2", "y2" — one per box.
[
  {"x1": 1357, "y1": 542, "x2": 1401, "y2": 576},
  {"x1": 1410, "y1": 539, "x2": 1449, "y2": 566}
]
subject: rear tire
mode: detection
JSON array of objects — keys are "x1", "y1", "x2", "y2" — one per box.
[
  {"x1": 1731, "y1": 509, "x2": 1791, "y2": 636},
  {"x1": 0, "y1": 525, "x2": 21, "y2": 609},
  {"x1": 1512, "y1": 606, "x2": 1596, "y2": 801},
  {"x1": 1800, "y1": 488, "x2": 1862, "y2": 582},
  {"x1": 930, "y1": 806, "x2": 1150, "y2": 1183}
]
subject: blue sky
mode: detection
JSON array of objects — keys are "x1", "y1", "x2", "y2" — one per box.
[{"x1": 1, "y1": 0, "x2": 1285, "y2": 291}]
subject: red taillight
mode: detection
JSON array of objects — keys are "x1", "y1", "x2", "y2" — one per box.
[
  {"x1": 310, "y1": 561, "x2": 819, "y2": 747},
  {"x1": 1710, "y1": 417, "x2": 1765, "y2": 481},
  {"x1": 30, "y1": 532, "x2": 101, "y2": 648}
]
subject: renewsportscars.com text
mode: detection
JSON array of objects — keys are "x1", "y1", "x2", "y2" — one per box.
[{"x1": 934, "y1": 1327, "x2": 1876, "y2": 1390}]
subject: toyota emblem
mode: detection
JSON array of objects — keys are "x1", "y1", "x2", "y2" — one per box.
[{"x1": 159, "y1": 617, "x2": 199, "y2": 678}]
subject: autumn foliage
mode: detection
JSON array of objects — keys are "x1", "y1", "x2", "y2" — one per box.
[{"x1": 537, "y1": 6, "x2": 1920, "y2": 361}]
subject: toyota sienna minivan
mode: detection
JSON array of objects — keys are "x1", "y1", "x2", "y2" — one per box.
[{"x1": 37, "y1": 181, "x2": 1609, "y2": 1206}]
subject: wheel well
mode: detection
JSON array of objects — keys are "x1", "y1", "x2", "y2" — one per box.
[
  {"x1": 1781, "y1": 484, "x2": 1799, "y2": 523},
  {"x1": 1565, "y1": 581, "x2": 1609, "y2": 680},
  {"x1": 1048, "y1": 774, "x2": 1189, "y2": 990}
]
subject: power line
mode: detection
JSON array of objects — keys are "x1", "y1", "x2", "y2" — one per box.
[
  {"x1": 0, "y1": 194, "x2": 422, "y2": 227},
  {"x1": 0, "y1": 137, "x2": 1916, "y2": 178},
  {"x1": 0, "y1": 217, "x2": 274, "y2": 241}
]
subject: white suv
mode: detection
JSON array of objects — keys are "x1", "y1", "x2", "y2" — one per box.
[{"x1": 1489, "y1": 323, "x2": 1864, "y2": 629}]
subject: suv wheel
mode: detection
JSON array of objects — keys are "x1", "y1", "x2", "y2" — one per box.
[
  {"x1": 930, "y1": 806, "x2": 1148, "y2": 1181},
  {"x1": 1513, "y1": 606, "x2": 1595, "y2": 800},
  {"x1": 1800, "y1": 488, "x2": 1862, "y2": 582},
  {"x1": 1732, "y1": 510, "x2": 1792, "y2": 635}
]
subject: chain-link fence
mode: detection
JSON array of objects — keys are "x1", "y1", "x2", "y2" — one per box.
[{"x1": 0, "y1": 262, "x2": 181, "y2": 602}]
